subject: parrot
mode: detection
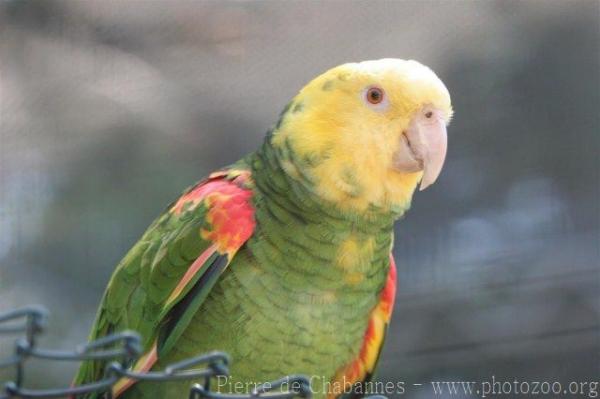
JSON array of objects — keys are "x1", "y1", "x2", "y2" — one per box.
[{"x1": 73, "y1": 58, "x2": 452, "y2": 398}]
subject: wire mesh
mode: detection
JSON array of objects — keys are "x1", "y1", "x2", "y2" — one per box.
[
  {"x1": 0, "y1": 306, "x2": 311, "y2": 399},
  {"x1": 0, "y1": 306, "x2": 373, "y2": 399}
]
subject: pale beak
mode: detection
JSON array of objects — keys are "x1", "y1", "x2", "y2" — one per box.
[{"x1": 392, "y1": 112, "x2": 448, "y2": 190}]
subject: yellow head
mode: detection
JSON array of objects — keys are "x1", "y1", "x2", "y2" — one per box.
[{"x1": 270, "y1": 58, "x2": 453, "y2": 215}]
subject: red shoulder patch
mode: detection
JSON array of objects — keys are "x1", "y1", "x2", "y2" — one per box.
[
  {"x1": 201, "y1": 183, "x2": 254, "y2": 255},
  {"x1": 170, "y1": 170, "x2": 255, "y2": 256}
]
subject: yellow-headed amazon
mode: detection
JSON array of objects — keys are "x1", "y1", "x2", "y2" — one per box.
[{"x1": 74, "y1": 59, "x2": 452, "y2": 398}]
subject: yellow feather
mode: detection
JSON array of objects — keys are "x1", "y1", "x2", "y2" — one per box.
[{"x1": 272, "y1": 58, "x2": 452, "y2": 214}]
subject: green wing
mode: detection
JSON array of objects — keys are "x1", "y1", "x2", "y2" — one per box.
[{"x1": 73, "y1": 165, "x2": 255, "y2": 390}]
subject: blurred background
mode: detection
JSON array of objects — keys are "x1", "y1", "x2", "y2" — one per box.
[{"x1": 0, "y1": 0, "x2": 598, "y2": 397}]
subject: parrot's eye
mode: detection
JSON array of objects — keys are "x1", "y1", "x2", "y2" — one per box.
[
  {"x1": 425, "y1": 111, "x2": 433, "y2": 119},
  {"x1": 362, "y1": 86, "x2": 389, "y2": 111},
  {"x1": 366, "y1": 87, "x2": 384, "y2": 104}
]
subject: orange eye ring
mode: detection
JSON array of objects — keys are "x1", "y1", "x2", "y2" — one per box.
[{"x1": 366, "y1": 87, "x2": 384, "y2": 104}]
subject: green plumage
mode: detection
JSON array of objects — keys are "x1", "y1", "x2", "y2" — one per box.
[
  {"x1": 73, "y1": 56, "x2": 455, "y2": 398},
  {"x1": 75, "y1": 139, "x2": 395, "y2": 398}
]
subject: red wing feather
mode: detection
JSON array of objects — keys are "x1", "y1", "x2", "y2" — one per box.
[
  {"x1": 328, "y1": 254, "x2": 397, "y2": 398},
  {"x1": 114, "y1": 170, "x2": 255, "y2": 397}
]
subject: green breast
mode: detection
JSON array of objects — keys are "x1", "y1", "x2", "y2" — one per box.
[
  {"x1": 126, "y1": 144, "x2": 396, "y2": 398},
  {"x1": 145, "y1": 226, "x2": 391, "y2": 398}
]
